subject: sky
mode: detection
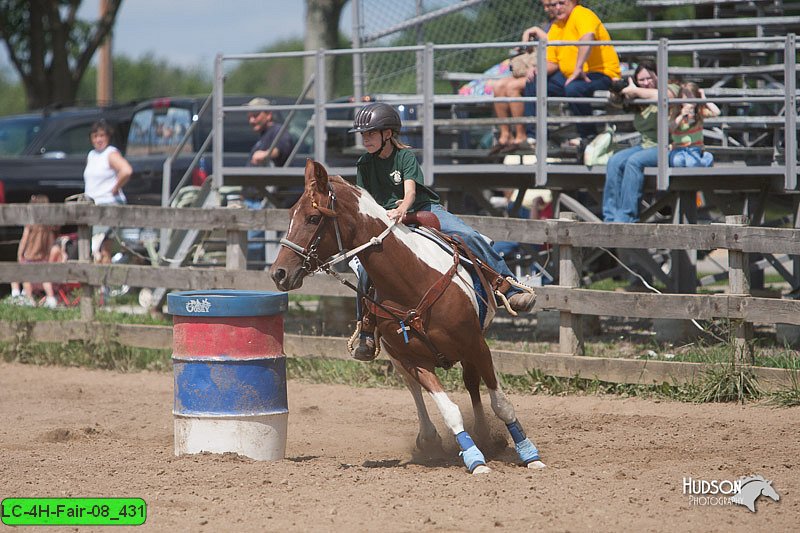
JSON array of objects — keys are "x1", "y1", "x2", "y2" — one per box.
[
  {"x1": 1, "y1": 0, "x2": 351, "y2": 76},
  {"x1": 81, "y1": 0, "x2": 347, "y2": 70}
]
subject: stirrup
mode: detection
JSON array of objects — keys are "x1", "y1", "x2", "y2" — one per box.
[
  {"x1": 348, "y1": 321, "x2": 381, "y2": 360},
  {"x1": 496, "y1": 277, "x2": 537, "y2": 316}
]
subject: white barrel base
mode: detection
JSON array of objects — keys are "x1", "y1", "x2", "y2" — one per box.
[{"x1": 174, "y1": 413, "x2": 287, "y2": 461}]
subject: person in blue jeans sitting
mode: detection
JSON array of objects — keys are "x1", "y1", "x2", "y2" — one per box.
[
  {"x1": 668, "y1": 81, "x2": 720, "y2": 168},
  {"x1": 603, "y1": 60, "x2": 678, "y2": 223},
  {"x1": 244, "y1": 97, "x2": 295, "y2": 267}
]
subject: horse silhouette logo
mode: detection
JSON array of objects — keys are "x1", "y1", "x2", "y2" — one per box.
[{"x1": 730, "y1": 475, "x2": 780, "y2": 512}]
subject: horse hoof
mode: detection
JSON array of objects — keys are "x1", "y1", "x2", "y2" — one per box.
[
  {"x1": 526, "y1": 460, "x2": 546, "y2": 470},
  {"x1": 472, "y1": 465, "x2": 492, "y2": 475},
  {"x1": 416, "y1": 433, "x2": 443, "y2": 454}
]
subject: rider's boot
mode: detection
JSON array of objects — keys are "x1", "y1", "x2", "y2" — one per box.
[
  {"x1": 508, "y1": 290, "x2": 536, "y2": 313},
  {"x1": 352, "y1": 314, "x2": 378, "y2": 362}
]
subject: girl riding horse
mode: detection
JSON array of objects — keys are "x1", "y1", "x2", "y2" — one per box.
[
  {"x1": 349, "y1": 102, "x2": 536, "y2": 361},
  {"x1": 270, "y1": 159, "x2": 545, "y2": 473}
]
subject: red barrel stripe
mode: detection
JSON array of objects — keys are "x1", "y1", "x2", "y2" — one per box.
[{"x1": 172, "y1": 315, "x2": 284, "y2": 358}]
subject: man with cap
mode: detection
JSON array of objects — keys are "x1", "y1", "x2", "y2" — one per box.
[
  {"x1": 243, "y1": 97, "x2": 295, "y2": 269},
  {"x1": 246, "y1": 97, "x2": 294, "y2": 168}
]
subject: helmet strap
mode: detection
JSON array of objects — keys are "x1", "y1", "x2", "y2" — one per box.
[{"x1": 368, "y1": 130, "x2": 392, "y2": 156}]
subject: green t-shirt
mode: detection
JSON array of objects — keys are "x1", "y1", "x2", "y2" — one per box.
[
  {"x1": 634, "y1": 83, "x2": 680, "y2": 149},
  {"x1": 355, "y1": 148, "x2": 440, "y2": 212}
]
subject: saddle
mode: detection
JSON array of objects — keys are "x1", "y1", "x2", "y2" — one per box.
[{"x1": 359, "y1": 212, "x2": 511, "y2": 368}]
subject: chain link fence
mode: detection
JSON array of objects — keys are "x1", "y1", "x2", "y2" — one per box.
[{"x1": 355, "y1": 0, "x2": 643, "y2": 94}]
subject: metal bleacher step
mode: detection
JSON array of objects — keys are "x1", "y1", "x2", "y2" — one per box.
[{"x1": 147, "y1": 178, "x2": 218, "y2": 311}]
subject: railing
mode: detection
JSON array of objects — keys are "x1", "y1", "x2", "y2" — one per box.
[
  {"x1": 1, "y1": 203, "x2": 799, "y2": 389},
  {"x1": 208, "y1": 35, "x2": 799, "y2": 192}
]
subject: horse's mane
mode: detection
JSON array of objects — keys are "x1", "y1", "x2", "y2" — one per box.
[{"x1": 739, "y1": 475, "x2": 768, "y2": 486}]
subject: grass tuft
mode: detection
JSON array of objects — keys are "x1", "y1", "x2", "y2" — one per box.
[{"x1": 691, "y1": 361, "x2": 763, "y2": 404}]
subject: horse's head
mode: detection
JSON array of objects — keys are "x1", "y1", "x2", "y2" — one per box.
[
  {"x1": 760, "y1": 480, "x2": 780, "y2": 502},
  {"x1": 270, "y1": 159, "x2": 351, "y2": 291}
]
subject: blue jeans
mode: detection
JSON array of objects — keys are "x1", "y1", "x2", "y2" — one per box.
[
  {"x1": 244, "y1": 197, "x2": 265, "y2": 267},
  {"x1": 603, "y1": 144, "x2": 658, "y2": 223},
  {"x1": 424, "y1": 203, "x2": 517, "y2": 287},
  {"x1": 524, "y1": 71, "x2": 612, "y2": 139},
  {"x1": 670, "y1": 146, "x2": 713, "y2": 167}
]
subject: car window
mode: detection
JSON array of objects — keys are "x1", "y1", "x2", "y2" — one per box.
[
  {"x1": 41, "y1": 123, "x2": 93, "y2": 156},
  {"x1": 0, "y1": 116, "x2": 42, "y2": 156},
  {"x1": 127, "y1": 108, "x2": 153, "y2": 156},
  {"x1": 127, "y1": 106, "x2": 193, "y2": 156}
]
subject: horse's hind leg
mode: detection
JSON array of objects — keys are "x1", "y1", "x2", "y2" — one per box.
[
  {"x1": 487, "y1": 383, "x2": 546, "y2": 469},
  {"x1": 470, "y1": 341, "x2": 545, "y2": 469},
  {"x1": 390, "y1": 357, "x2": 442, "y2": 454},
  {"x1": 461, "y1": 361, "x2": 490, "y2": 444}
]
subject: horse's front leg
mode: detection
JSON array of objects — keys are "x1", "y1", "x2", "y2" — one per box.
[
  {"x1": 461, "y1": 361, "x2": 490, "y2": 445},
  {"x1": 389, "y1": 355, "x2": 442, "y2": 454},
  {"x1": 397, "y1": 360, "x2": 491, "y2": 475}
]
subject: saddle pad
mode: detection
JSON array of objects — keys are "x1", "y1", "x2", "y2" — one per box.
[{"x1": 409, "y1": 226, "x2": 490, "y2": 328}]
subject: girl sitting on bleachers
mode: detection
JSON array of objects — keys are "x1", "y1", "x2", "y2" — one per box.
[{"x1": 669, "y1": 82, "x2": 720, "y2": 167}]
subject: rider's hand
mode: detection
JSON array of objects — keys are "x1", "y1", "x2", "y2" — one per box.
[{"x1": 386, "y1": 201, "x2": 408, "y2": 223}]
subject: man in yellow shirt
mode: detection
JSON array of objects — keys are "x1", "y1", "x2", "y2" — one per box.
[{"x1": 523, "y1": 0, "x2": 620, "y2": 145}]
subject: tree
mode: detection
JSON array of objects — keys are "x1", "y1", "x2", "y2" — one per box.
[
  {"x1": 0, "y1": 0, "x2": 123, "y2": 109},
  {"x1": 305, "y1": 0, "x2": 348, "y2": 99}
]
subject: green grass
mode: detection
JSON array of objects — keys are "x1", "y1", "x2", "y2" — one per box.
[{"x1": 0, "y1": 301, "x2": 798, "y2": 405}]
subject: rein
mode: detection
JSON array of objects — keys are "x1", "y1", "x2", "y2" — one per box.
[
  {"x1": 279, "y1": 181, "x2": 453, "y2": 368},
  {"x1": 279, "y1": 182, "x2": 396, "y2": 273}
]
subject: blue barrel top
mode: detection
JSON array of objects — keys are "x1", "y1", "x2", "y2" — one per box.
[{"x1": 167, "y1": 290, "x2": 288, "y2": 317}]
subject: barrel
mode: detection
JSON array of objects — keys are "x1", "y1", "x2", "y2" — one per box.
[{"x1": 167, "y1": 290, "x2": 289, "y2": 461}]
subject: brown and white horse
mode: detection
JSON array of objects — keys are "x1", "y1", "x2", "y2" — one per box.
[{"x1": 270, "y1": 160, "x2": 545, "y2": 474}]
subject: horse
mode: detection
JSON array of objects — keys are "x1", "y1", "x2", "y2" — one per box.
[
  {"x1": 730, "y1": 475, "x2": 780, "y2": 512},
  {"x1": 270, "y1": 159, "x2": 545, "y2": 474}
]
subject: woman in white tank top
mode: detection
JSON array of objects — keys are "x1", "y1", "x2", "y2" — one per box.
[
  {"x1": 83, "y1": 120, "x2": 133, "y2": 263},
  {"x1": 84, "y1": 120, "x2": 132, "y2": 205}
]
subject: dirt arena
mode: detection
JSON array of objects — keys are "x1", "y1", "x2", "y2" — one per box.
[{"x1": 1, "y1": 361, "x2": 797, "y2": 532}]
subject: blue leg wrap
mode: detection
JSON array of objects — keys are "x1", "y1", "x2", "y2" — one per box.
[
  {"x1": 507, "y1": 420, "x2": 540, "y2": 464},
  {"x1": 456, "y1": 431, "x2": 486, "y2": 472}
]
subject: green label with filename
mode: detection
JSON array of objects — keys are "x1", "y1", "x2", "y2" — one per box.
[{"x1": 1, "y1": 498, "x2": 146, "y2": 526}]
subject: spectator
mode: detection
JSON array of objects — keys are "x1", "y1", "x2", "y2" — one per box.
[
  {"x1": 244, "y1": 97, "x2": 295, "y2": 268},
  {"x1": 15, "y1": 195, "x2": 58, "y2": 308},
  {"x1": 522, "y1": 0, "x2": 620, "y2": 149},
  {"x1": 40, "y1": 234, "x2": 78, "y2": 308},
  {"x1": 246, "y1": 97, "x2": 294, "y2": 168},
  {"x1": 669, "y1": 82, "x2": 720, "y2": 167},
  {"x1": 83, "y1": 119, "x2": 133, "y2": 264},
  {"x1": 489, "y1": 0, "x2": 556, "y2": 155},
  {"x1": 602, "y1": 60, "x2": 679, "y2": 222}
]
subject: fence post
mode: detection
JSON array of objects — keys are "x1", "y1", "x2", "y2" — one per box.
[
  {"x1": 558, "y1": 212, "x2": 583, "y2": 355},
  {"x1": 225, "y1": 229, "x2": 248, "y2": 271},
  {"x1": 726, "y1": 215, "x2": 753, "y2": 365},
  {"x1": 77, "y1": 224, "x2": 94, "y2": 322}
]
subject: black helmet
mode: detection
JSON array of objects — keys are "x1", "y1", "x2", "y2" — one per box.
[{"x1": 348, "y1": 102, "x2": 401, "y2": 134}]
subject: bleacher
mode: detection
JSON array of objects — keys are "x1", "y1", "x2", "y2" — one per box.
[{"x1": 423, "y1": 0, "x2": 799, "y2": 293}]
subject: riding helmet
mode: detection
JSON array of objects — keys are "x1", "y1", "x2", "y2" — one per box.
[{"x1": 348, "y1": 102, "x2": 401, "y2": 134}]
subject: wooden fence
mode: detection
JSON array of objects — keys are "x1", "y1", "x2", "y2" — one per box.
[{"x1": 1, "y1": 203, "x2": 798, "y2": 391}]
